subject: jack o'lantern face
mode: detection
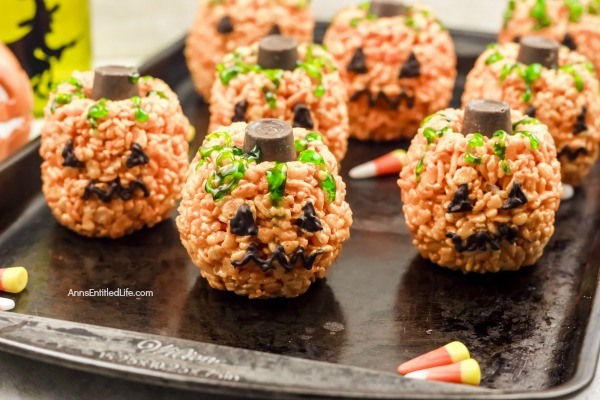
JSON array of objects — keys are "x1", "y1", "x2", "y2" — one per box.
[
  {"x1": 346, "y1": 46, "x2": 418, "y2": 110},
  {"x1": 0, "y1": 43, "x2": 33, "y2": 160},
  {"x1": 444, "y1": 182, "x2": 527, "y2": 253},
  {"x1": 61, "y1": 139, "x2": 151, "y2": 203},
  {"x1": 227, "y1": 201, "x2": 325, "y2": 273}
]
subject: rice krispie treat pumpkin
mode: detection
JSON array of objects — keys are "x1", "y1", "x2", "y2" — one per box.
[
  {"x1": 210, "y1": 35, "x2": 349, "y2": 161},
  {"x1": 0, "y1": 42, "x2": 33, "y2": 162},
  {"x1": 186, "y1": 0, "x2": 315, "y2": 100},
  {"x1": 323, "y1": 0, "x2": 456, "y2": 141},
  {"x1": 40, "y1": 66, "x2": 191, "y2": 238},
  {"x1": 462, "y1": 37, "x2": 600, "y2": 186},
  {"x1": 177, "y1": 119, "x2": 353, "y2": 299},
  {"x1": 398, "y1": 100, "x2": 562, "y2": 273},
  {"x1": 500, "y1": 0, "x2": 600, "y2": 74}
]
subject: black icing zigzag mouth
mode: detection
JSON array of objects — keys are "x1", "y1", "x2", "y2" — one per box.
[{"x1": 231, "y1": 243, "x2": 323, "y2": 272}]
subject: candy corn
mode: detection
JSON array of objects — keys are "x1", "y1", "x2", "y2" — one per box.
[
  {"x1": 0, "y1": 266, "x2": 28, "y2": 293},
  {"x1": 398, "y1": 341, "x2": 470, "y2": 375},
  {"x1": 349, "y1": 149, "x2": 407, "y2": 179},
  {"x1": 0, "y1": 297, "x2": 15, "y2": 311},
  {"x1": 404, "y1": 359, "x2": 481, "y2": 386}
]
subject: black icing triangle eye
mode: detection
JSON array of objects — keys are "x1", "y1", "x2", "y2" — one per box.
[
  {"x1": 293, "y1": 102, "x2": 314, "y2": 129},
  {"x1": 447, "y1": 184, "x2": 473, "y2": 213},
  {"x1": 62, "y1": 140, "x2": 83, "y2": 168},
  {"x1": 297, "y1": 202, "x2": 323, "y2": 232},
  {"x1": 573, "y1": 106, "x2": 587, "y2": 135},
  {"x1": 562, "y1": 33, "x2": 577, "y2": 50},
  {"x1": 399, "y1": 51, "x2": 421, "y2": 79},
  {"x1": 526, "y1": 105, "x2": 536, "y2": 118},
  {"x1": 230, "y1": 204, "x2": 258, "y2": 236},
  {"x1": 232, "y1": 99, "x2": 248, "y2": 122},
  {"x1": 347, "y1": 47, "x2": 367, "y2": 74},
  {"x1": 502, "y1": 182, "x2": 528, "y2": 210},
  {"x1": 126, "y1": 143, "x2": 149, "y2": 168},
  {"x1": 268, "y1": 24, "x2": 281, "y2": 36},
  {"x1": 217, "y1": 15, "x2": 234, "y2": 34}
]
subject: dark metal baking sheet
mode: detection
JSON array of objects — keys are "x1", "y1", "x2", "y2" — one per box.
[{"x1": 0, "y1": 27, "x2": 599, "y2": 399}]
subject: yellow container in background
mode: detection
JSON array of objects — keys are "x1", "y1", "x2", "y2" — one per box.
[{"x1": 0, "y1": 0, "x2": 92, "y2": 116}]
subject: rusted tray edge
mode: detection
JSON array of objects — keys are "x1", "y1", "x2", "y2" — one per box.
[{"x1": 0, "y1": 312, "x2": 490, "y2": 400}]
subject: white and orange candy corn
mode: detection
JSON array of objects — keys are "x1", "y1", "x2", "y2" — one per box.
[
  {"x1": 0, "y1": 297, "x2": 15, "y2": 311},
  {"x1": 404, "y1": 358, "x2": 481, "y2": 386},
  {"x1": 349, "y1": 149, "x2": 407, "y2": 179},
  {"x1": 398, "y1": 341, "x2": 470, "y2": 375},
  {"x1": 0, "y1": 266, "x2": 28, "y2": 293}
]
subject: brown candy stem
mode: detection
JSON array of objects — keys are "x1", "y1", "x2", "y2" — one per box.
[
  {"x1": 257, "y1": 35, "x2": 299, "y2": 71},
  {"x1": 517, "y1": 36, "x2": 559, "y2": 69},
  {"x1": 462, "y1": 99, "x2": 513, "y2": 137},
  {"x1": 92, "y1": 65, "x2": 140, "y2": 101},
  {"x1": 243, "y1": 119, "x2": 296, "y2": 162},
  {"x1": 369, "y1": 0, "x2": 407, "y2": 18}
]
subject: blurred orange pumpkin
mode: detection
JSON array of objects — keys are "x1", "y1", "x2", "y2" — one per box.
[{"x1": 0, "y1": 42, "x2": 33, "y2": 162}]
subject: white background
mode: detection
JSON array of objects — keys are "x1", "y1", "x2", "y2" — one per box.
[{"x1": 92, "y1": 0, "x2": 506, "y2": 64}]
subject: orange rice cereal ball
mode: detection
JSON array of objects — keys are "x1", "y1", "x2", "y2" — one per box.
[
  {"x1": 500, "y1": 0, "x2": 600, "y2": 74},
  {"x1": 462, "y1": 37, "x2": 600, "y2": 186},
  {"x1": 209, "y1": 35, "x2": 349, "y2": 161},
  {"x1": 323, "y1": 0, "x2": 456, "y2": 141},
  {"x1": 398, "y1": 100, "x2": 562, "y2": 273},
  {"x1": 40, "y1": 66, "x2": 191, "y2": 238},
  {"x1": 176, "y1": 119, "x2": 352, "y2": 299},
  {"x1": 0, "y1": 42, "x2": 33, "y2": 162},
  {"x1": 185, "y1": 0, "x2": 315, "y2": 100}
]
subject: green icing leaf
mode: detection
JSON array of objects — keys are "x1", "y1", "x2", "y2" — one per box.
[
  {"x1": 560, "y1": 64, "x2": 585, "y2": 91},
  {"x1": 530, "y1": 0, "x2": 551, "y2": 29},
  {"x1": 266, "y1": 162, "x2": 288, "y2": 206},
  {"x1": 87, "y1": 99, "x2": 109, "y2": 128},
  {"x1": 486, "y1": 52, "x2": 504, "y2": 65},
  {"x1": 564, "y1": 0, "x2": 584, "y2": 22}
]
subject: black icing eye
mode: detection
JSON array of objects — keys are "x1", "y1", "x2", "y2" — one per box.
[
  {"x1": 217, "y1": 15, "x2": 234, "y2": 34},
  {"x1": 347, "y1": 47, "x2": 367, "y2": 74},
  {"x1": 62, "y1": 140, "x2": 83, "y2": 168},
  {"x1": 230, "y1": 204, "x2": 258, "y2": 236},
  {"x1": 562, "y1": 33, "x2": 577, "y2": 50},
  {"x1": 525, "y1": 105, "x2": 536, "y2": 118},
  {"x1": 296, "y1": 202, "x2": 323, "y2": 232},
  {"x1": 447, "y1": 184, "x2": 473, "y2": 213},
  {"x1": 268, "y1": 24, "x2": 281, "y2": 36},
  {"x1": 293, "y1": 102, "x2": 314, "y2": 129},
  {"x1": 126, "y1": 143, "x2": 149, "y2": 168},
  {"x1": 502, "y1": 182, "x2": 528, "y2": 210},
  {"x1": 232, "y1": 99, "x2": 248, "y2": 123},
  {"x1": 573, "y1": 106, "x2": 587, "y2": 135},
  {"x1": 399, "y1": 51, "x2": 420, "y2": 79}
]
